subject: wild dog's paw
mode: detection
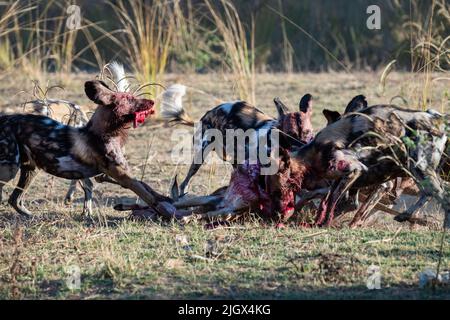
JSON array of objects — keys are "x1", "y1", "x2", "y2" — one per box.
[{"x1": 8, "y1": 199, "x2": 34, "y2": 218}]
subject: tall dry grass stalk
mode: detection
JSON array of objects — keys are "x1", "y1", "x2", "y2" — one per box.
[
  {"x1": 110, "y1": 0, "x2": 175, "y2": 97},
  {"x1": 379, "y1": 0, "x2": 449, "y2": 112},
  {"x1": 402, "y1": 0, "x2": 449, "y2": 110},
  {"x1": 278, "y1": 0, "x2": 294, "y2": 73},
  {"x1": 48, "y1": 1, "x2": 122, "y2": 73},
  {"x1": 204, "y1": 0, "x2": 256, "y2": 105},
  {"x1": 0, "y1": 1, "x2": 35, "y2": 72},
  {"x1": 171, "y1": 0, "x2": 220, "y2": 73},
  {"x1": 0, "y1": 0, "x2": 117, "y2": 80}
]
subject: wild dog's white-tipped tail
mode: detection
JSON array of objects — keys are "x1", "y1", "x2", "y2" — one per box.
[
  {"x1": 161, "y1": 84, "x2": 194, "y2": 126},
  {"x1": 107, "y1": 61, "x2": 130, "y2": 93}
]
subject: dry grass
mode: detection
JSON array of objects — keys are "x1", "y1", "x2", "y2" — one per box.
[
  {"x1": 110, "y1": 0, "x2": 175, "y2": 98},
  {"x1": 0, "y1": 71, "x2": 448, "y2": 299},
  {"x1": 204, "y1": 0, "x2": 256, "y2": 104},
  {"x1": 389, "y1": 0, "x2": 450, "y2": 110},
  {"x1": 0, "y1": 0, "x2": 119, "y2": 82},
  {"x1": 0, "y1": 0, "x2": 448, "y2": 300}
]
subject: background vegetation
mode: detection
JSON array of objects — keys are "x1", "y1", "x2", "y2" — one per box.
[{"x1": 1, "y1": 0, "x2": 448, "y2": 73}]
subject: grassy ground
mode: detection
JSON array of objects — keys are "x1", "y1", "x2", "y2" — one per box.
[{"x1": 0, "y1": 72, "x2": 448, "y2": 299}]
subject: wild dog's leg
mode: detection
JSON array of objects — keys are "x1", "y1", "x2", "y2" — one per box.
[
  {"x1": 8, "y1": 166, "x2": 38, "y2": 217},
  {"x1": 64, "y1": 180, "x2": 79, "y2": 204},
  {"x1": 102, "y1": 165, "x2": 157, "y2": 207},
  {"x1": 179, "y1": 139, "x2": 215, "y2": 196},
  {"x1": 80, "y1": 178, "x2": 94, "y2": 216},
  {"x1": 0, "y1": 164, "x2": 19, "y2": 203},
  {"x1": 349, "y1": 183, "x2": 390, "y2": 228},
  {"x1": 0, "y1": 130, "x2": 20, "y2": 203}
]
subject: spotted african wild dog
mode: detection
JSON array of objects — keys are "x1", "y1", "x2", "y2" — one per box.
[
  {"x1": 0, "y1": 80, "x2": 159, "y2": 217},
  {"x1": 161, "y1": 84, "x2": 312, "y2": 196},
  {"x1": 271, "y1": 103, "x2": 449, "y2": 227},
  {"x1": 0, "y1": 62, "x2": 130, "y2": 216},
  {"x1": 319, "y1": 95, "x2": 431, "y2": 226}
]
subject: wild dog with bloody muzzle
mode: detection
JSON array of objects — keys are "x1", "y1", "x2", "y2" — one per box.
[
  {"x1": 161, "y1": 85, "x2": 312, "y2": 196},
  {"x1": 161, "y1": 85, "x2": 276, "y2": 196},
  {"x1": 269, "y1": 104, "x2": 449, "y2": 227},
  {"x1": 0, "y1": 80, "x2": 160, "y2": 217}
]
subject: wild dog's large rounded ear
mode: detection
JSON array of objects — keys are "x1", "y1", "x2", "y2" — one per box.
[
  {"x1": 345, "y1": 95, "x2": 368, "y2": 114},
  {"x1": 299, "y1": 94, "x2": 313, "y2": 113},
  {"x1": 323, "y1": 109, "x2": 341, "y2": 125},
  {"x1": 278, "y1": 129, "x2": 304, "y2": 149},
  {"x1": 274, "y1": 97, "x2": 290, "y2": 118},
  {"x1": 85, "y1": 80, "x2": 114, "y2": 105}
]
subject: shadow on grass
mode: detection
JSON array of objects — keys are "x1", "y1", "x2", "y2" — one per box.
[{"x1": 45, "y1": 278, "x2": 450, "y2": 300}]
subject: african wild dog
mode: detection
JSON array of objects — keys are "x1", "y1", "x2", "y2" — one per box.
[
  {"x1": 0, "y1": 62, "x2": 132, "y2": 215},
  {"x1": 320, "y1": 95, "x2": 432, "y2": 226},
  {"x1": 271, "y1": 103, "x2": 449, "y2": 227},
  {"x1": 274, "y1": 93, "x2": 314, "y2": 144},
  {"x1": 161, "y1": 84, "x2": 313, "y2": 196},
  {"x1": 0, "y1": 80, "x2": 159, "y2": 217}
]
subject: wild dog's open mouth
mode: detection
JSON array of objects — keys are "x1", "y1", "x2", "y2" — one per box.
[{"x1": 133, "y1": 108, "x2": 155, "y2": 128}]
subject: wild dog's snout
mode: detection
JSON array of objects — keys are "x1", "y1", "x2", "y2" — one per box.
[{"x1": 328, "y1": 150, "x2": 367, "y2": 177}]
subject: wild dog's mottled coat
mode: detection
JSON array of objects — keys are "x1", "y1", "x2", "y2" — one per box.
[
  {"x1": 0, "y1": 81, "x2": 157, "y2": 217},
  {"x1": 287, "y1": 104, "x2": 448, "y2": 226}
]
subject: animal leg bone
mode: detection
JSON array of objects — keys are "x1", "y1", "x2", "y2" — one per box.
[
  {"x1": 320, "y1": 169, "x2": 362, "y2": 226},
  {"x1": 349, "y1": 184, "x2": 389, "y2": 228}
]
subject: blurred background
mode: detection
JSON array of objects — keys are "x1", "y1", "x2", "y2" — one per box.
[
  {"x1": 0, "y1": 0, "x2": 448, "y2": 73},
  {"x1": 0, "y1": 0, "x2": 448, "y2": 108}
]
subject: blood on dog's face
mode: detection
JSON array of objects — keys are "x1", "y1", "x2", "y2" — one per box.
[{"x1": 85, "y1": 81, "x2": 155, "y2": 129}]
